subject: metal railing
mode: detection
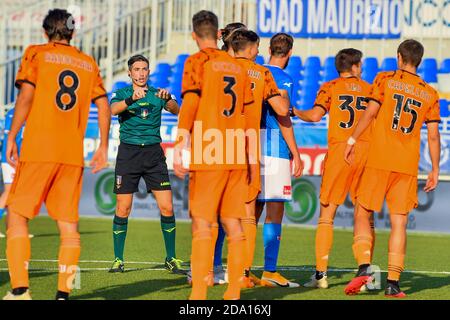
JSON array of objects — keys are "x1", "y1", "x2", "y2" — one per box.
[
  {"x1": 0, "y1": 0, "x2": 172, "y2": 114},
  {"x1": 172, "y1": 0, "x2": 256, "y2": 33}
]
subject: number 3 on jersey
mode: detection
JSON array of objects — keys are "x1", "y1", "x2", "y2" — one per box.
[
  {"x1": 223, "y1": 76, "x2": 237, "y2": 117},
  {"x1": 56, "y1": 70, "x2": 79, "y2": 111}
]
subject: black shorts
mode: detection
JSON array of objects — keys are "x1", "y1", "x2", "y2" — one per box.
[{"x1": 114, "y1": 143, "x2": 172, "y2": 194}]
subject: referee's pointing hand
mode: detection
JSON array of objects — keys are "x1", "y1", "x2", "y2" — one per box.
[{"x1": 132, "y1": 87, "x2": 148, "y2": 101}]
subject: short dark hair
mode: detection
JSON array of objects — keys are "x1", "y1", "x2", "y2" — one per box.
[
  {"x1": 335, "y1": 48, "x2": 363, "y2": 73},
  {"x1": 270, "y1": 33, "x2": 294, "y2": 57},
  {"x1": 42, "y1": 9, "x2": 75, "y2": 41},
  {"x1": 221, "y1": 22, "x2": 247, "y2": 51},
  {"x1": 128, "y1": 55, "x2": 149, "y2": 70},
  {"x1": 230, "y1": 29, "x2": 259, "y2": 53},
  {"x1": 397, "y1": 39, "x2": 424, "y2": 68},
  {"x1": 192, "y1": 10, "x2": 219, "y2": 40}
]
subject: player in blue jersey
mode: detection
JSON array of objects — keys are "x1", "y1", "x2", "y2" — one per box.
[
  {"x1": 0, "y1": 108, "x2": 31, "y2": 238},
  {"x1": 256, "y1": 33, "x2": 303, "y2": 287}
]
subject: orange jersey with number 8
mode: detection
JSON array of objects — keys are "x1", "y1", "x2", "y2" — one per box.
[{"x1": 15, "y1": 42, "x2": 107, "y2": 167}]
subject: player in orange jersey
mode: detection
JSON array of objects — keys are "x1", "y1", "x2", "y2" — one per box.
[
  {"x1": 343, "y1": 40, "x2": 441, "y2": 298},
  {"x1": 231, "y1": 29, "x2": 300, "y2": 288},
  {"x1": 173, "y1": 11, "x2": 254, "y2": 300},
  {"x1": 3, "y1": 9, "x2": 110, "y2": 300},
  {"x1": 293, "y1": 49, "x2": 374, "y2": 289}
]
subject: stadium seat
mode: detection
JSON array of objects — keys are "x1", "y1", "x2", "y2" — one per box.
[
  {"x1": 439, "y1": 58, "x2": 450, "y2": 73},
  {"x1": 323, "y1": 56, "x2": 335, "y2": 70},
  {"x1": 381, "y1": 57, "x2": 397, "y2": 71},
  {"x1": 323, "y1": 67, "x2": 338, "y2": 82},
  {"x1": 255, "y1": 55, "x2": 265, "y2": 65},
  {"x1": 362, "y1": 57, "x2": 379, "y2": 84},
  {"x1": 301, "y1": 70, "x2": 321, "y2": 85},
  {"x1": 287, "y1": 56, "x2": 302, "y2": 68},
  {"x1": 285, "y1": 65, "x2": 302, "y2": 79},
  {"x1": 111, "y1": 81, "x2": 130, "y2": 93},
  {"x1": 304, "y1": 56, "x2": 321, "y2": 71},
  {"x1": 419, "y1": 70, "x2": 438, "y2": 83},
  {"x1": 419, "y1": 58, "x2": 438, "y2": 74},
  {"x1": 175, "y1": 54, "x2": 189, "y2": 66},
  {"x1": 153, "y1": 63, "x2": 172, "y2": 77},
  {"x1": 440, "y1": 99, "x2": 449, "y2": 118}
]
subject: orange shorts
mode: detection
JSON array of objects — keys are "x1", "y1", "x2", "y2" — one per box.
[
  {"x1": 320, "y1": 142, "x2": 369, "y2": 206},
  {"x1": 356, "y1": 167, "x2": 418, "y2": 214},
  {"x1": 189, "y1": 170, "x2": 248, "y2": 223},
  {"x1": 6, "y1": 162, "x2": 84, "y2": 223},
  {"x1": 247, "y1": 163, "x2": 260, "y2": 203}
]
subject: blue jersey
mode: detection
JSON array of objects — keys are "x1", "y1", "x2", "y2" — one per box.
[
  {"x1": 261, "y1": 65, "x2": 294, "y2": 160},
  {"x1": 1, "y1": 109, "x2": 25, "y2": 163}
]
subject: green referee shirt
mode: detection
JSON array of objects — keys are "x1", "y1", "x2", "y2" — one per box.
[{"x1": 110, "y1": 85, "x2": 167, "y2": 146}]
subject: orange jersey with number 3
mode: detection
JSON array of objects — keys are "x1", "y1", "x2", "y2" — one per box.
[
  {"x1": 180, "y1": 48, "x2": 254, "y2": 171},
  {"x1": 366, "y1": 70, "x2": 441, "y2": 176},
  {"x1": 15, "y1": 42, "x2": 107, "y2": 167},
  {"x1": 314, "y1": 76, "x2": 372, "y2": 144}
]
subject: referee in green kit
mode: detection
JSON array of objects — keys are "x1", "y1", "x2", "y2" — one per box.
[{"x1": 109, "y1": 54, "x2": 185, "y2": 275}]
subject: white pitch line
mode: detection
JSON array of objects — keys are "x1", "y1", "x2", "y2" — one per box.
[{"x1": 2, "y1": 259, "x2": 450, "y2": 275}]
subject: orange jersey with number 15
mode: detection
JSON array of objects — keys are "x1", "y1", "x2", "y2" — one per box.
[
  {"x1": 15, "y1": 42, "x2": 107, "y2": 167},
  {"x1": 366, "y1": 70, "x2": 441, "y2": 176}
]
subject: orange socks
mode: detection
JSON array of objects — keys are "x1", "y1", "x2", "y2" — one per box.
[
  {"x1": 58, "y1": 233, "x2": 81, "y2": 293},
  {"x1": 370, "y1": 219, "x2": 376, "y2": 263},
  {"x1": 189, "y1": 229, "x2": 213, "y2": 300},
  {"x1": 315, "y1": 217, "x2": 334, "y2": 272},
  {"x1": 6, "y1": 225, "x2": 31, "y2": 289},
  {"x1": 352, "y1": 235, "x2": 373, "y2": 266},
  {"x1": 388, "y1": 253, "x2": 405, "y2": 281},
  {"x1": 241, "y1": 216, "x2": 257, "y2": 271},
  {"x1": 224, "y1": 233, "x2": 246, "y2": 300}
]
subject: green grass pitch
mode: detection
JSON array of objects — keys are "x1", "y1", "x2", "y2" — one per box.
[{"x1": 1, "y1": 216, "x2": 450, "y2": 300}]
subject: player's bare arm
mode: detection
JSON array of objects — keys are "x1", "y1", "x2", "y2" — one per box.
[
  {"x1": 6, "y1": 82, "x2": 35, "y2": 168},
  {"x1": 344, "y1": 100, "x2": 380, "y2": 164},
  {"x1": 173, "y1": 93, "x2": 200, "y2": 179},
  {"x1": 424, "y1": 122, "x2": 441, "y2": 193},
  {"x1": 91, "y1": 96, "x2": 111, "y2": 174},
  {"x1": 293, "y1": 106, "x2": 326, "y2": 123},
  {"x1": 268, "y1": 89, "x2": 289, "y2": 116},
  {"x1": 277, "y1": 114, "x2": 303, "y2": 178}
]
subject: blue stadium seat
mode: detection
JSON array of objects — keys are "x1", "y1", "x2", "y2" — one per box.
[
  {"x1": 323, "y1": 67, "x2": 338, "y2": 82},
  {"x1": 363, "y1": 57, "x2": 379, "y2": 71},
  {"x1": 419, "y1": 70, "x2": 438, "y2": 83},
  {"x1": 153, "y1": 63, "x2": 172, "y2": 77},
  {"x1": 285, "y1": 65, "x2": 302, "y2": 79},
  {"x1": 255, "y1": 55, "x2": 265, "y2": 65},
  {"x1": 362, "y1": 57, "x2": 379, "y2": 84},
  {"x1": 175, "y1": 54, "x2": 189, "y2": 66},
  {"x1": 304, "y1": 56, "x2": 321, "y2": 71},
  {"x1": 440, "y1": 99, "x2": 449, "y2": 118},
  {"x1": 381, "y1": 57, "x2": 397, "y2": 71},
  {"x1": 439, "y1": 59, "x2": 450, "y2": 73},
  {"x1": 323, "y1": 56, "x2": 335, "y2": 70},
  {"x1": 111, "y1": 81, "x2": 130, "y2": 93},
  {"x1": 287, "y1": 56, "x2": 302, "y2": 68},
  {"x1": 301, "y1": 70, "x2": 321, "y2": 85},
  {"x1": 419, "y1": 58, "x2": 438, "y2": 74}
]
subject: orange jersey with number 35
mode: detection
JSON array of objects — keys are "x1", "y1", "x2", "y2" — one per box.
[
  {"x1": 15, "y1": 42, "x2": 107, "y2": 167},
  {"x1": 314, "y1": 76, "x2": 372, "y2": 145},
  {"x1": 366, "y1": 70, "x2": 441, "y2": 176}
]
